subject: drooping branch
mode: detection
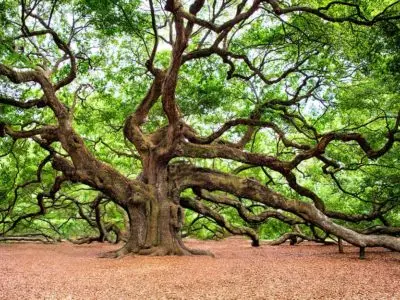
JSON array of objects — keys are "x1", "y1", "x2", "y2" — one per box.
[
  {"x1": 180, "y1": 196, "x2": 260, "y2": 246},
  {"x1": 194, "y1": 188, "x2": 304, "y2": 225},
  {"x1": 171, "y1": 164, "x2": 400, "y2": 251},
  {"x1": 1, "y1": 153, "x2": 52, "y2": 217},
  {"x1": 65, "y1": 194, "x2": 125, "y2": 244},
  {"x1": 2, "y1": 174, "x2": 66, "y2": 235},
  {"x1": 265, "y1": 229, "x2": 336, "y2": 246}
]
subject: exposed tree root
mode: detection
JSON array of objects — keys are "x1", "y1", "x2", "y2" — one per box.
[
  {"x1": 186, "y1": 248, "x2": 215, "y2": 257},
  {"x1": 136, "y1": 245, "x2": 214, "y2": 256},
  {"x1": 138, "y1": 247, "x2": 172, "y2": 256},
  {"x1": 98, "y1": 245, "x2": 135, "y2": 259},
  {"x1": 98, "y1": 239, "x2": 215, "y2": 258},
  {"x1": 178, "y1": 239, "x2": 215, "y2": 257}
]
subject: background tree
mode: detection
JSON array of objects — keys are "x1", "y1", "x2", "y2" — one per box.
[{"x1": 1, "y1": 0, "x2": 400, "y2": 257}]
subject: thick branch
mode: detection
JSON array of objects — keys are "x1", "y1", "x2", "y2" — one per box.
[
  {"x1": 0, "y1": 64, "x2": 41, "y2": 84},
  {"x1": 171, "y1": 164, "x2": 400, "y2": 251},
  {"x1": 0, "y1": 95, "x2": 46, "y2": 109}
]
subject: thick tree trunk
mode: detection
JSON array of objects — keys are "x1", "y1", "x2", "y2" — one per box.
[{"x1": 104, "y1": 158, "x2": 211, "y2": 257}]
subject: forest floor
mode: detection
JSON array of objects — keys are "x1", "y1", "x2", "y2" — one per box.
[{"x1": 0, "y1": 238, "x2": 399, "y2": 300}]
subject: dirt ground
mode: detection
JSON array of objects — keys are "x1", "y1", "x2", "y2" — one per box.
[{"x1": 0, "y1": 238, "x2": 399, "y2": 300}]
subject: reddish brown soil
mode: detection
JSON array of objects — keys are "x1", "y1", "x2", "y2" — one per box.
[{"x1": 0, "y1": 238, "x2": 399, "y2": 299}]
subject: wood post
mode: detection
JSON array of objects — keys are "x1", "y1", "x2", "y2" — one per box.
[
  {"x1": 359, "y1": 247, "x2": 366, "y2": 259},
  {"x1": 338, "y1": 238, "x2": 344, "y2": 253}
]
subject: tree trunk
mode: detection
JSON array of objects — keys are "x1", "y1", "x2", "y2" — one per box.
[{"x1": 105, "y1": 157, "x2": 211, "y2": 257}]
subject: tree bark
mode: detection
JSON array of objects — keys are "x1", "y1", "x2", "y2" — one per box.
[{"x1": 104, "y1": 156, "x2": 211, "y2": 257}]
